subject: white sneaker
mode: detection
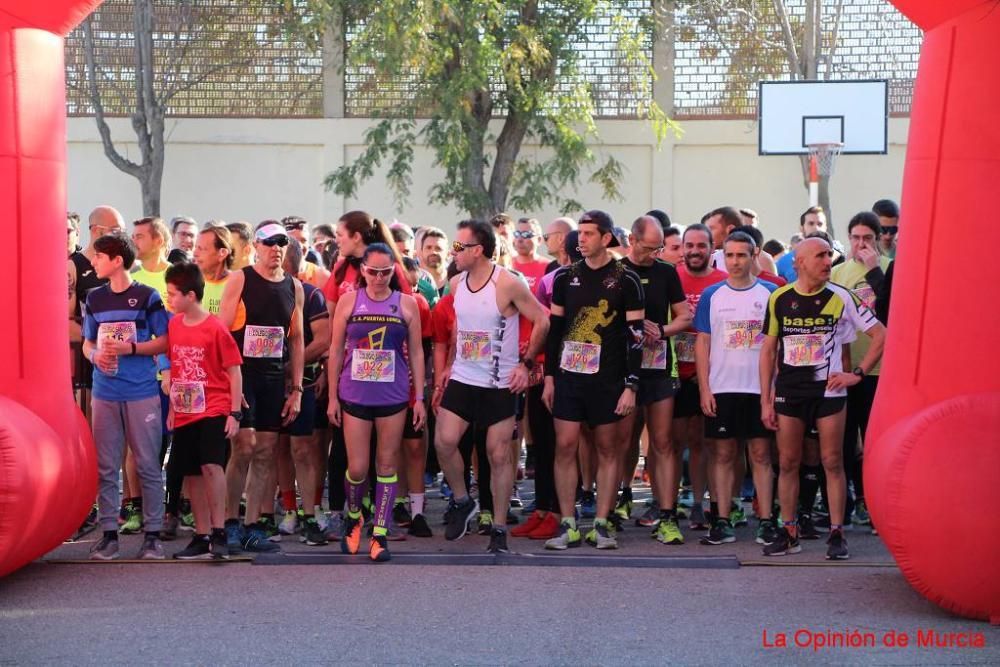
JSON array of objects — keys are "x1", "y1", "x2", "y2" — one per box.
[
  {"x1": 278, "y1": 510, "x2": 299, "y2": 535},
  {"x1": 313, "y1": 506, "x2": 328, "y2": 532}
]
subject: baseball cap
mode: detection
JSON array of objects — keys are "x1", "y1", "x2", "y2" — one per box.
[
  {"x1": 578, "y1": 209, "x2": 620, "y2": 248},
  {"x1": 255, "y1": 222, "x2": 288, "y2": 242}
]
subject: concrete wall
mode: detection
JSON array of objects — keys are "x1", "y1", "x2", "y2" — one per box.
[{"x1": 68, "y1": 115, "x2": 909, "y2": 249}]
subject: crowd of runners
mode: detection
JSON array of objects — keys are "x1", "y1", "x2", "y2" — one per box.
[{"x1": 67, "y1": 200, "x2": 899, "y2": 562}]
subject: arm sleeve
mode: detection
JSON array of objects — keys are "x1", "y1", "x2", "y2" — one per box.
[{"x1": 864, "y1": 266, "x2": 885, "y2": 296}]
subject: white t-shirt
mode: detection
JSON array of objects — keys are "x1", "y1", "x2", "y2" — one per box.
[{"x1": 694, "y1": 279, "x2": 777, "y2": 394}]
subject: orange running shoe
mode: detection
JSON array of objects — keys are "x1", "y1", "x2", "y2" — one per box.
[
  {"x1": 369, "y1": 535, "x2": 391, "y2": 562},
  {"x1": 341, "y1": 514, "x2": 363, "y2": 555}
]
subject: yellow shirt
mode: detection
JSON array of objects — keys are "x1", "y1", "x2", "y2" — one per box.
[
  {"x1": 831, "y1": 256, "x2": 890, "y2": 375},
  {"x1": 203, "y1": 276, "x2": 229, "y2": 316},
  {"x1": 132, "y1": 266, "x2": 170, "y2": 311}
]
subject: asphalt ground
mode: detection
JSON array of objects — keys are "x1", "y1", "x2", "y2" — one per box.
[{"x1": 2, "y1": 483, "x2": 997, "y2": 665}]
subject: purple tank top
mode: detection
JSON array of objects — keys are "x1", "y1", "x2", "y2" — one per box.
[{"x1": 338, "y1": 289, "x2": 410, "y2": 406}]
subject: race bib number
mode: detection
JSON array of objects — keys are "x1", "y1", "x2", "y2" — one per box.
[
  {"x1": 675, "y1": 332, "x2": 696, "y2": 364},
  {"x1": 783, "y1": 334, "x2": 826, "y2": 367},
  {"x1": 351, "y1": 349, "x2": 395, "y2": 383},
  {"x1": 98, "y1": 321, "x2": 137, "y2": 345},
  {"x1": 641, "y1": 340, "x2": 668, "y2": 370},
  {"x1": 458, "y1": 330, "x2": 491, "y2": 362},
  {"x1": 243, "y1": 325, "x2": 284, "y2": 358},
  {"x1": 170, "y1": 381, "x2": 206, "y2": 414},
  {"x1": 560, "y1": 341, "x2": 601, "y2": 374},
  {"x1": 724, "y1": 320, "x2": 764, "y2": 350}
]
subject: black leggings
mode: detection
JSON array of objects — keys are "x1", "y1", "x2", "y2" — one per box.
[{"x1": 527, "y1": 384, "x2": 556, "y2": 513}]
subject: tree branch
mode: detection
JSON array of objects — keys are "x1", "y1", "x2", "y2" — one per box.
[{"x1": 772, "y1": 0, "x2": 801, "y2": 79}]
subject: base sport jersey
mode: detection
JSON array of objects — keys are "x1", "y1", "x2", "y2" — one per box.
[
  {"x1": 764, "y1": 281, "x2": 878, "y2": 399},
  {"x1": 338, "y1": 289, "x2": 410, "y2": 406},
  {"x1": 451, "y1": 266, "x2": 520, "y2": 390},
  {"x1": 831, "y1": 257, "x2": 891, "y2": 375},
  {"x1": 551, "y1": 258, "x2": 643, "y2": 383},
  {"x1": 694, "y1": 279, "x2": 777, "y2": 394},
  {"x1": 622, "y1": 257, "x2": 686, "y2": 379}
]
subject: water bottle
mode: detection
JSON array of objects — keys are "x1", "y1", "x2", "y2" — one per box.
[{"x1": 99, "y1": 338, "x2": 119, "y2": 376}]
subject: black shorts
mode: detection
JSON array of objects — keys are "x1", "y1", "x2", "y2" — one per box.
[
  {"x1": 440, "y1": 380, "x2": 516, "y2": 428},
  {"x1": 172, "y1": 415, "x2": 230, "y2": 475},
  {"x1": 704, "y1": 393, "x2": 770, "y2": 440},
  {"x1": 774, "y1": 395, "x2": 847, "y2": 433},
  {"x1": 282, "y1": 385, "x2": 316, "y2": 437},
  {"x1": 673, "y1": 378, "x2": 702, "y2": 419},
  {"x1": 341, "y1": 400, "x2": 408, "y2": 422},
  {"x1": 403, "y1": 404, "x2": 425, "y2": 439},
  {"x1": 552, "y1": 377, "x2": 623, "y2": 428},
  {"x1": 637, "y1": 375, "x2": 679, "y2": 408},
  {"x1": 241, "y1": 371, "x2": 286, "y2": 432}
]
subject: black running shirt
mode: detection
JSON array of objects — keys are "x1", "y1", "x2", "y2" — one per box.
[{"x1": 622, "y1": 257, "x2": 686, "y2": 378}]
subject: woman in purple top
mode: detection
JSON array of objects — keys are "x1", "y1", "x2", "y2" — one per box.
[{"x1": 328, "y1": 243, "x2": 425, "y2": 562}]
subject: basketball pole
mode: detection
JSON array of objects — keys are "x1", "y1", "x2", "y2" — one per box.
[{"x1": 809, "y1": 154, "x2": 819, "y2": 207}]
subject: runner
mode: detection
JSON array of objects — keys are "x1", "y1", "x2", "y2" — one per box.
[
  {"x1": 225, "y1": 221, "x2": 255, "y2": 270},
  {"x1": 82, "y1": 232, "x2": 170, "y2": 560},
  {"x1": 84, "y1": 205, "x2": 124, "y2": 262},
  {"x1": 131, "y1": 216, "x2": 173, "y2": 303},
  {"x1": 162, "y1": 262, "x2": 243, "y2": 559},
  {"x1": 328, "y1": 243, "x2": 426, "y2": 561},
  {"x1": 694, "y1": 231, "x2": 778, "y2": 546},
  {"x1": 542, "y1": 210, "x2": 644, "y2": 551},
  {"x1": 619, "y1": 216, "x2": 690, "y2": 544},
  {"x1": 435, "y1": 220, "x2": 549, "y2": 552},
  {"x1": 760, "y1": 237, "x2": 886, "y2": 560},
  {"x1": 511, "y1": 217, "x2": 550, "y2": 292},
  {"x1": 167, "y1": 216, "x2": 197, "y2": 264},
  {"x1": 218, "y1": 221, "x2": 305, "y2": 553}
]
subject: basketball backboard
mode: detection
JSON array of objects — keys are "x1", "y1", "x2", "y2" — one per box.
[{"x1": 758, "y1": 79, "x2": 888, "y2": 155}]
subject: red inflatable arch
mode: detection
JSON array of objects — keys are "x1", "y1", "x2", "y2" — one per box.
[
  {"x1": 0, "y1": 0, "x2": 102, "y2": 577},
  {"x1": 866, "y1": 0, "x2": 1000, "y2": 623}
]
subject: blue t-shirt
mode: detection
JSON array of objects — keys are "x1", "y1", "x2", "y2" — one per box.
[
  {"x1": 775, "y1": 250, "x2": 797, "y2": 283},
  {"x1": 84, "y1": 281, "x2": 171, "y2": 401}
]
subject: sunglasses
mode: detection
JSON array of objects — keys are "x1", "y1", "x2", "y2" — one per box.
[
  {"x1": 452, "y1": 241, "x2": 481, "y2": 253},
  {"x1": 542, "y1": 232, "x2": 563, "y2": 242},
  {"x1": 512, "y1": 230, "x2": 536, "y2": 240},
  {"x1": 881, "y1": 226, "x2": 899, "y2": 235},
  {"x1": 362, "y1": 265, "x2": 394, "y2": 278},
  {"x1": 260, "y1": 236, "x2": 289, "y2": 247}
]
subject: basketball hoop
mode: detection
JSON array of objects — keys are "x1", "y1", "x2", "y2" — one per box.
[{"x1": 807, "y1": 141, "x2": 844, "y2": 179}]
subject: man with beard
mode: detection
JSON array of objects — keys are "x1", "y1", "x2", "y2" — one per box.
[{"x1": 419, "y1": 227, "x2": 449, "y2": 297}]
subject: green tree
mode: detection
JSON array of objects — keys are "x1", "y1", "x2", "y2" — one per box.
[{"x1": 291, "y1": 0, "x2": 678, "y2": 220}]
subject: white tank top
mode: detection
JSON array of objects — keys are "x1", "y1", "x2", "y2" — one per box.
[{"x1": 451, "y1": 266, "x2": 520, "y2": 389}]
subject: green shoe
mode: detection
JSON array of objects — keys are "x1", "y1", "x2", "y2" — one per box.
[
  {"x1": 853, "y1": 499, "x2": 872, "y2": 525},
  {"x1": 179, "y1": 511, "x2": 196, "y2": 529},
  {"x1": 477, "y1": 511, "x2": 494, "y2": 536},
  {"x1": 700, "y1": 519, "x2": 736, "y2": 545},
  {"x1": 756, "y1": 518, "x2": 779, "y2": 545},
  {"x1": 614, "y1": 498, "x2": 632, "y2": 523},
  {"x1": 729, "y1": 502, "x2": 748, "y2": 527},
  {"x1": 545, "y1": 522, "x2": 582, "y2": 550},
  {"x1": 121, "y1": 502, "x2": 143, "y2": 534},
  {"x1": 593, "y1": 522, "x2": 618, "y2": 550},
  {"x1": 655, "y1": 517, "x2": 684, "y2": 545}
]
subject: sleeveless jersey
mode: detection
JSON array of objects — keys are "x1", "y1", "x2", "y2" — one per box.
[
  {"x1": 338, "y1": 289, "x2": 410, "y2": 406},
  {"x1": 451, "y1": 266, "x2": 520, "y2": 389},
  {"x1": 232, "y1": 266, "x2": 295, "y2": 375}
]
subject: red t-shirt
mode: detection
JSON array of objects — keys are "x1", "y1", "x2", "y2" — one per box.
[
  {"x1": 676, "y1": 265, "x2": 727, "y2": 380},
  {"x1": 758, "y1": 271, "x2": 787, "y2": 287},
  {"x1": 322, "y1": 259, "x2": 412, "y2": 306},
  {"x1": 512, "y1": 258, "x2": 550, "y2": 293},
  {"x1": 167, "y1": 314, "x2": 243, "y2": 428},
  {"x1": 415, "y1": 292, "x2": 432, "y2": 340},
  {"x1": 431, "y1": 293, "x2": 455, "y2": 345}
]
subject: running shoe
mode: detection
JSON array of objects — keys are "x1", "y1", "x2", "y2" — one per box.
[
  {"x1": 755, "y1": 518, "x2": 779, "y2": 546},
  {"x1": 675, "y1": 505, "x2": 688, "y2": 521},
  {"x1": 369, "y1": 535, "x2": 391, "y2": 562},
  {"x1": 544, "y1": 522, "x2": 582, "y2": 550},
  {"x1": 385, "y1": 522, "x2": 408, "y2": 542},
  {"x1": 762, "y1": 527, "x2": 801, "y2": 556},
  {"x1": 579, "y1": 491, "x2": 596, "y2": 519},
  {"x1": 174, "y1": 535, "x2": 212, "y2": 560},
  {"x1": 510, "y1": 484, "x2": 523, "y2": 509},
  {"x1": 510, "y1": 511, "x2": 544, "y2": 537},
  {"x1": 853, "y1": 499, "x2": 871, "y2": 526},
  {"x1": 654, "y1": 517, "x2": 684, "y2": 545},
  {"x1": 487, "y1": 528, "x2": 511, "y2": 554},
  {"x1": 210, "y1": 531, "x2": 229, "y2": 559},
  {"x1": 121, "y1": 502, "x2": 143, "y2": 534},
  {"x1": 225, "y1": 521, "x2": 243, "y2": 553},
  {"x1": 279, "y1": 510, "x2": 299, "y2": 536},
  {"x1": 89, "y1": 535, "x2": 119, "y2": 560},
  {"x1": 341, "y1": 515, "x2": 363, "y2": 554},
  {"x1": 700, "y1": 519, "x2": 736, "y2": 545},
  {"x1": 688, "y1": 504, "x2": 709, "y2": 531},
  {"x1": 440, "y1": 479, "x2": 453, "y2": 500},
  {"x1": 259, "y1": 515, "x2": 280, "y2": 542},
  {"x1": 614, "y1": 496, "x2": 632, "y2": 524},
  {"x1": 444, "y1": 496, "x2": 479, "y2": 541},
  {"x1": 301, "y1": 517, "x2": 328, "y2": 546},
  {"x1": 527, "y1": 513, "x2": 559, "y2": 540},
  {"x1": 798, "y1": 512, "x2": 821, "y2": 540},
  {"x1": 729, "y1": 502, "x2": 748, "y2": 527},
  {"x1": 636, "y1": 502, "x2": 660, "y2": 528},
  {"x1": 407, "y1": 513, "x2": 433, "y2": 538},
  {"x1": 242, "y1": 524, "x2": 281, "y2": 553},
  {"x1": 593, "y1": 523, "x2": 618, "y2": 550},
  {"x1": 138, "y1": 535, "x2": 166, "y2": 560},
  {"x1": 477, "y1": 511, "x2": 494, "y2": 536},
  {"x1": 393, "y1": 503, "x2": 413, "y2": 528},
  {"x1": 506, "y1": 509, "x2": 520, "y2": 525},
  {"x1": 179, "y1": 510, "x2": 196, "y2": 531},
  {"x1": 825, "y1": 528, "x2": 850, "y2": 560},
  {"x1": 313, "y1": 508, "x2": 329, "y2": 532},
  {"x1": 324, "y1": 512, "x2": 344, "y2": 541},
  {"x1": 160, "y1": 514, "x2": 179, "y2": 541}
]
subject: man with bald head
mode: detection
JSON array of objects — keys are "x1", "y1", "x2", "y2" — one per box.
[
  {"x1": 85, "y1": 206, "x2": 124, "y2": 261},
  {"x1": 759, "y1": 236, "x2": 885, "y2": 561},
  {"x1": 542, "y1": 217, "x2": 576, "y2": 274}
]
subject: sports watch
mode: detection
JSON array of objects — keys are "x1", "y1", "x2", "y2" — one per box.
[
  {"x1": 230, "y1": 410, "x2": 243, "y2": 421},
  {"x1": 852, "y1": 367, "x2": 866, "y2": 379}
]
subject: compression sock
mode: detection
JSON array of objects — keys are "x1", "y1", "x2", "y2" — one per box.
[
  {"x1": 410, "y1": 492, "x2": 425, "y2": 517},
  {"x1": 345, "y1": 473, "x2": 368, "y2": 520},
  {"x1": 373, "y1": 474, "x2": 399, "y2": 537}
]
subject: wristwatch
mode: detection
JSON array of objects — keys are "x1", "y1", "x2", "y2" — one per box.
[
  {"x1": 852, "y1": 367, "x2": 866, "y2": 379},
  {"x1": 229, "y1": 410, "x2": 243, "y2": 421},
  {"x1": 520, "y1": 357, "x2": 535, "y2": 371}
]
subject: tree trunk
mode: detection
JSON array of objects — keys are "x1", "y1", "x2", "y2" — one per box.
[
  {"x1": 140, "y1": 171, "x2": 161, "y2": 217},
  {"x1": 488, "y1": 112, "x2": 529, "y2": 218}
]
